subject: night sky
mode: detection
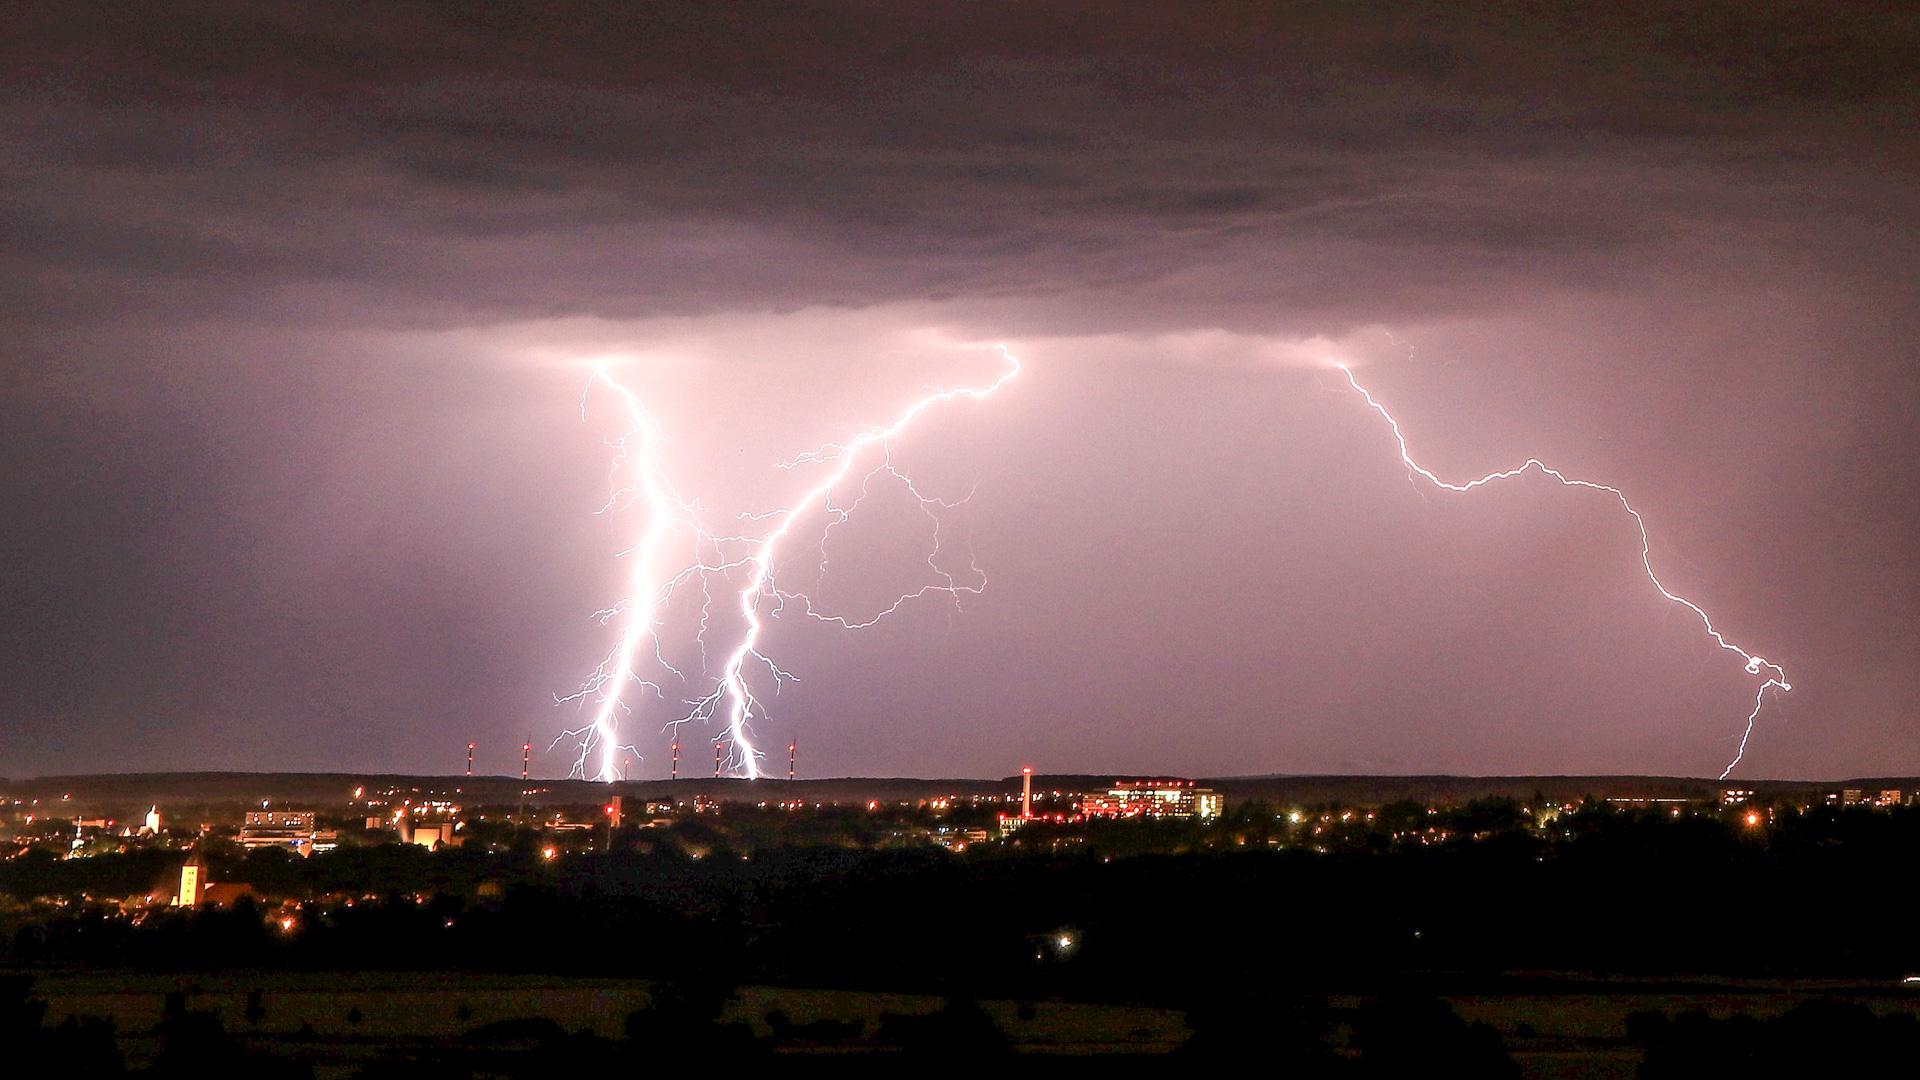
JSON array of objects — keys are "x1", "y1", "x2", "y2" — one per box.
[{"x1": 4, "y1": 3, "x2": 1915, "y2": 780}]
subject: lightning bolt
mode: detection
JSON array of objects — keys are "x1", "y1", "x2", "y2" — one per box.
[
  {"x1": 683, "y1": 345, "x2": 1022, "y2": 777},
  {"x1": 557, "y1": 366, "x2": 711, "y2": 781},
  {"x1": 564, "y1": 346, "x2": 1020, "y2": 780},
  {"x1": 1337, "y1": 363, "x2": 1790, "y2": 779}
]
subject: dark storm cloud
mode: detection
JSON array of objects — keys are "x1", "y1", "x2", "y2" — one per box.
[
  {"x1": 3, "y1": 1, "x2": 1911, "y2": 340},
  {"x1": 3, "y1": 3, "x2": 1916, "y2": 780}
]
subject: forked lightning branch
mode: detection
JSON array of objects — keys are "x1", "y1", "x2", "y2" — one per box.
[
  {"x1": 556, "y1": 346, "x2": 1788, "y2": 782},
  {"x1": 561, "y1": 346, "x2": 1021, "y2": 781}
]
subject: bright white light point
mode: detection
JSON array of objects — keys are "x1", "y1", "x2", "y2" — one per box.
[{"x1": 1336, "y1": 363, "x2": 1790, "y2": 779}]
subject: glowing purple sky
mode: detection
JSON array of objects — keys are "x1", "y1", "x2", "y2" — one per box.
[{"x1": 3, "y1": 4, "x2": 1915, "y2": 779}]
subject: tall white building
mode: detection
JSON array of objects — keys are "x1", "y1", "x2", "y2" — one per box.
[{"x1": 174, "y1": 851, "x2": 206, "y2": 907}]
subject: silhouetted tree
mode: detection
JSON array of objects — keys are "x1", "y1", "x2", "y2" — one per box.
[
  {"x1": 0, "y1": 975, "x2": 123, "y2": 1077},
  {"x1": 152, "y1": 1000, "x2": 244, "y2": 1078},
  {"x1": 1350, "y1": 993, "x2": 1518, "y2": 1079},
  {"x1": 877, "y1": 996, "x2": 1011, "y2": 1057},
  {"x1": 624, "y1": 975, "x2": 766, "y2": 1060},
  {"x1": 1180, "y1": 992, "x2": 1338, "y2": 1072}
]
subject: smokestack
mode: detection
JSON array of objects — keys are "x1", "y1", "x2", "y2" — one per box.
[
  {"x1": 466, "y1": 742, "x2": 475, "y2": 777},
  {"x1": 670, "y1": 740, "x2": 679, "y2": 781},
  {"x1": 1022, "y1": 767, "x2": 1033, "y2": 820},
  {"x1": 788, "y1": 741, "x2": 797, "y2": 782}
]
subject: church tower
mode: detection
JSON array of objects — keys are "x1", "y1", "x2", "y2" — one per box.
[{"x1": 175, "y1": 851, "x2": 206, "y2": 907}]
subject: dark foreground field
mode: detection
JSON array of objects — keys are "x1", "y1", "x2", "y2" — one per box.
[
  {"x1": 12, "y1": 799, "x2": 1920, "y2": 1074},
  {"x1": 26, "y1": 969, "x2": 1920, "y2": 1079}
]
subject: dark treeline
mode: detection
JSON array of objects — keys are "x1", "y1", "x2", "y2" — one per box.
[
  {"x1": 6, "y1": 803, "x2": 1920, "y2": 992},
  {"x1": 1627, "y1": 1000, "x2": 1920, "y2": 1077}
]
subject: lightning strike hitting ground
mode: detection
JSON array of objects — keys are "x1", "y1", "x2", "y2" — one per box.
[
  {"x1": 682, "y1": 345, "x2": 1022, "y2": 777},
  {"x1": 1337, "y1": 363, "x2": 1790, "y2": 779},
  {"x1": 564, "y1": 347, "x2": 1019, "y2": 780},
  {"x1": 555, "y1": 367, "x2": 707, "y2": 780}
]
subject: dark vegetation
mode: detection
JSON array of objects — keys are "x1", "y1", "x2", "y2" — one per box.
[
  {"x1": 4, "y1": 968, "x2": 1523, "y2": 1076},
  {"x1": 1627, "y1": 1000, "x2": 1920, "y2": 1077},
  {"x1": 4, "y1": 801, "x2": 1920, "y2": 1070},
  {"x1": 7, "y1": 802, "x2": 1920, "y2": 985}
]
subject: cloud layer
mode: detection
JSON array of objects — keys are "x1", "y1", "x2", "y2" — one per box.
[{"x1": 2, "y1": 3, "x2": 1915, "y2": 779}]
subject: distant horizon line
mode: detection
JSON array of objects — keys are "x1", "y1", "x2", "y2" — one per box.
[{"x1": 11, "y1": 768, "x2": 1920, "y2": 787}]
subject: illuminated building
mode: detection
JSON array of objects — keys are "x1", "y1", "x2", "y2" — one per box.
[
  {"x1": 408, "y1": 821, "x2": 460, "y2": 849},
  {"x1": 70, "y1": 817, "x2": 112, "y2": 854},
  {"x1": 933, "y1": 826, "x2": 993, "y2": 852},
  {"x1": 239, "y1": 810, "x2": 336, "y2": 854},
  {"x1": 1195, "y1": 789, "x2": 1225, "y2": 819},
  {"x1": 143, "y1": 806, "x2": 161, "y2": 834},
  {"x1": 201, "y1": 883, "x2": 258, "y2": 907},
  {"x1": 174, "y1": 851, "x2": 206, "y2": 907},
  {"x1": 1719, "y1": 789, "x2": 1754, "y2": 806},
  {"x1": 1079, "y1": 779, "x2": 1223, "y2": 820}
]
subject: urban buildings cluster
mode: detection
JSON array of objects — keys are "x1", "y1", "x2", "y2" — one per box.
[{"x1": 4, "y1": 772, "x2": 1918, "y2": 918}]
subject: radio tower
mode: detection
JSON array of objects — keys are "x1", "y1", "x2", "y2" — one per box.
[
  {"x1": 714, "y1": 741, "x2": 723, "y2": 778},
  {"x1": 788, "y1": 741, "x2": 797, "y2": 782},
  {"x1": 517, "y1": 739, "x2": 531, "y2": 826},
  {"x1": 670, "y1": 741, "x2": 679, "y2": 781},
  {"x1": 465, "y1": 742, "x2": 475, "y2": 777}
]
